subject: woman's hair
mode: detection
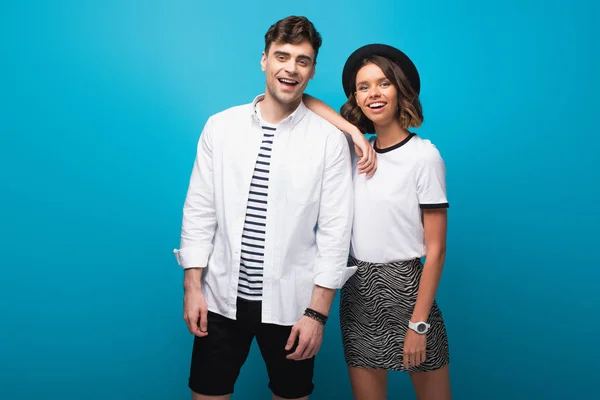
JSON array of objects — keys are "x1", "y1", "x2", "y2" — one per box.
[
  {"x1": 264, "y1": 16, "x2": 322, "y2": 63},
  {"x1": 340, "y1": 55, "x2": 423, "y2": 133}
]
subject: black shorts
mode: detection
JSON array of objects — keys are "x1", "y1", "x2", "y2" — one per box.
[{"x1": 188, "y1": 297, "x2": 315, "y2": 398}]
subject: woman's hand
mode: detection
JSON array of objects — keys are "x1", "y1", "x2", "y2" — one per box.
[
  {"x1": 403, "y1": 328, "x2": 427, "y2": 369},
  {"x1": 351, "y1": 131, "x2": 377, "y2": 178}
]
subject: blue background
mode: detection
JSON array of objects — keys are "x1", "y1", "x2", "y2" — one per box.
[{"x1": 1, "y1": 0, "x2": 598, "y2": 399}]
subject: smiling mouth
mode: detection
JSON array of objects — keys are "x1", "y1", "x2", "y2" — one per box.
[
  {"x1": 368, "y1": 102, "x2": 387, "y2": 109},
  {"x1": 278, "y1": 78, "x2": 299, "y2": 87}
]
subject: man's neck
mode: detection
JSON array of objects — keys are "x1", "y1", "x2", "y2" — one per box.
[{"x1": 258, "y1": 92, "x2": 301, "y2": 124}]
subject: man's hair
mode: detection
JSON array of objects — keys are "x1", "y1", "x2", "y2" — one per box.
[
  {"x1": 341, "y1": 55, "x2": 423, "y2": 134},
  {"x1": 264, "y1": 16, "x2": 322, "y2": 63}
]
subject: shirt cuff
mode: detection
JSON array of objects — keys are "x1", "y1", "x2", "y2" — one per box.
[
  {"x1": 420, "y1": 202, "x2": 449, "y2": 209},
  {"x1": 173, "y1": 245, "x2": 213, "y2": 269},
  {"x1": 313, "y1": 263, "x2": 358, "y2": 289}
]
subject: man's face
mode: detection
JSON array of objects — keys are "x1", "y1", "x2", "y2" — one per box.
[{"x1": 261, "y1": 41, "x2": 316, "y2": 106}]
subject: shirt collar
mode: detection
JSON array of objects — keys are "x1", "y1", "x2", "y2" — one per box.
[{"x1": 250, "y1": 94, "x2": 307, "y2": 129}]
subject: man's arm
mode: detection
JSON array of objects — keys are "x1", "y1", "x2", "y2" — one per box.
[
  {"x1": 174, "y1": 117, "x2": 217, "y2": 269},
  {"x1": 311, "y1": 128, "x2": 355, "y2": 297},
  {"x1": 174, "y1": 117, "x2": 217, "y2": 336},
  {"x1": 303, "y1": 93, "x2": 377, "y2": 177},
  {"x1": 286, "y1": 128, "x2": 355, "y2": 360}
]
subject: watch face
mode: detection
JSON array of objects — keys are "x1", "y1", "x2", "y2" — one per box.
[{"x1": 417, "y1": 323, "x2": 426, "y2": 332}]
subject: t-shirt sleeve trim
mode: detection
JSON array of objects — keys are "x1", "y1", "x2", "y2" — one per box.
[{"x1": 420, "y1": 203, "x2": 449, "y2": 209}]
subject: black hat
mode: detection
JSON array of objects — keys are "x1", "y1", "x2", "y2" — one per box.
[{"x1": 341, "y1": 43, "x2": 420, "y2": 98}]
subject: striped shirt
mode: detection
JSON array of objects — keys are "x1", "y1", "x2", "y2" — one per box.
[{"x1": 237, "y1": 106, "x2": 277, "y2": 301}]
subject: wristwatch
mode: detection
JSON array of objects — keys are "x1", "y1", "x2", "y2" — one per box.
[{"x1": 408, "y1": 321, "x2": 430, "y2": 334}]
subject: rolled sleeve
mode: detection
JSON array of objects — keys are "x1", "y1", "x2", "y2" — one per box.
[
  {"x1": 173, "y1": 246, "x2": 213, "y2": 269},
  {"x1": 314, "y1": 259, "x2": 357, "y2": 289},
  {"x1": 174, "y1": 117, "x2": 217, "y2": 269},
  {"x1": 313, "y1": 130, "x2": 356, "y2": 288}
]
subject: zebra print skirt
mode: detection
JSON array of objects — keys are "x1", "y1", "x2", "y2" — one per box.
[{"x1": 340, "y1": 256, "x2": 450, "y2": 372}]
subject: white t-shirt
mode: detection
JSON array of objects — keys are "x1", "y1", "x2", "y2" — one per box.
[{"x1": 350, "y1": 133, "x2": 449, "y2": 263}]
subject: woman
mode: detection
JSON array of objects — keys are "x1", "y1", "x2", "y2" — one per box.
[{"x1": 304, "y1": 44, "x2": 452, "y2": 400}]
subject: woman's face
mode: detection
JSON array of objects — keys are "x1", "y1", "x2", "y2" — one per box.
[{"x1": 354, "y1": 62, "x2": 398, "y2": 127}]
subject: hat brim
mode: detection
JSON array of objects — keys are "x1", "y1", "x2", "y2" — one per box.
[{"x1": 341, "y1": 43, "x2": 420, "y2": 98}]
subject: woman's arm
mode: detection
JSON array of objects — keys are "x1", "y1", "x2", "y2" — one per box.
[
  {"x1": 410, "y1": 208, "x2": 448, "y2": 323},
  {"x1": 303, "y1": 94, "x2": 377, "y2": 177}
]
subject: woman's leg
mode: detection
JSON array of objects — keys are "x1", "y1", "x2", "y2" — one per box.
[
  {"x1": 409, "y1": 364, "x2": 452, "y2": 400},
  {"x1": 348, "y1": 366, "x2": 388, "y2": 400}
]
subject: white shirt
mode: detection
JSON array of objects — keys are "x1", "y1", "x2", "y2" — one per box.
[
  {"x1": 350, "y1": 133, "x2": 449, "y2": 264},
  {"x1": 174, "y1": 95, "x2": 356, "y2": 325}
]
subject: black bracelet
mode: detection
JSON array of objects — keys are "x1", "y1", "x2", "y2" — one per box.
[{"x1": 304, "y1": 308, "x2": 328, "y2": 325}]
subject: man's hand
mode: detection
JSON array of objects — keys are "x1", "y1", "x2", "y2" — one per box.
[
  {"x1": 285, "y1": 316, "x2": 324, "y2": 361},
  {"x1": 352, "y1": 133, "x2": 377, "y2": 178},
  {"x1": 183, "y1": 287, "x2": 208, "y2": 337}
]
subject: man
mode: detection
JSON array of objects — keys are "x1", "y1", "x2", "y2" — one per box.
[{"x1": 174, "y1": 16, "x2": 359, "y2": 400}]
